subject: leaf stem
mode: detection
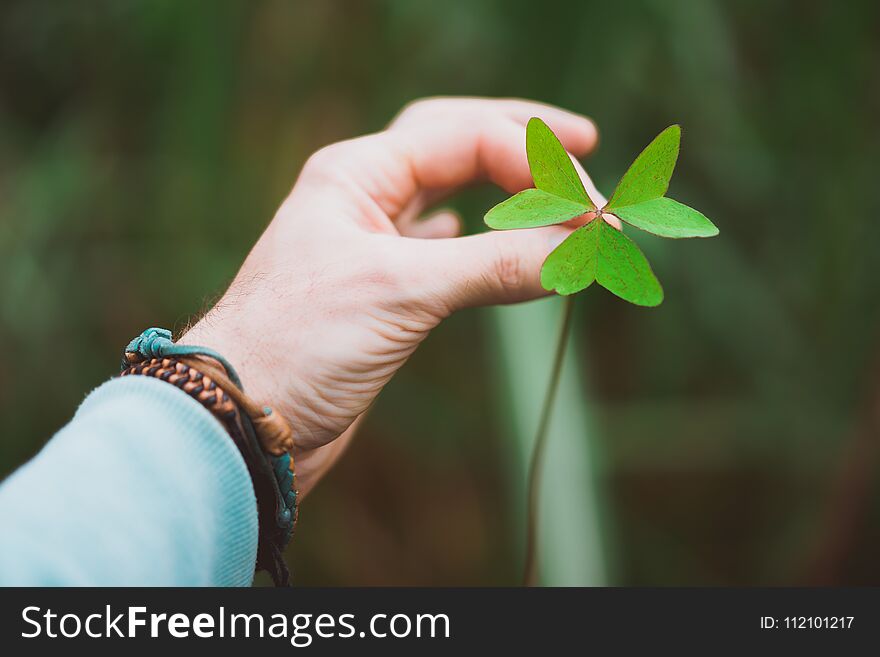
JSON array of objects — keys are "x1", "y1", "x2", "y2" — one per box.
[{"x1": 522, "y1": 294, "x2": 576, "y2": 586}]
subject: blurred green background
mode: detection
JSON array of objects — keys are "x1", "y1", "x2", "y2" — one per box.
[{"x1": 1, "y1": 0, "x2": 878, "y2": 585}]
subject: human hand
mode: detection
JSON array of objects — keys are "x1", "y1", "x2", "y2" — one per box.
[{"x1": 181, "y1": 97, "x2": 601, "y2": 496}]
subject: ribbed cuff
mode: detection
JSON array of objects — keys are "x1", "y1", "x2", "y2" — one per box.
[{"x1": 73, "y1": 376, "x2": 259, "y2": 585}]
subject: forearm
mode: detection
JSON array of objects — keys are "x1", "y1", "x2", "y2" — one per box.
[{"x1": 0, "y1": 376, "x2": 258, "y2": 585}]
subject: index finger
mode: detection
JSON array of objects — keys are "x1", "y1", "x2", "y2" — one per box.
[
  {"x1": 388, "y1": 97, "x2": 598, "y2": 195},
  {"x1": 300, "y1": 98, "x2": 600, "y2": 219}
]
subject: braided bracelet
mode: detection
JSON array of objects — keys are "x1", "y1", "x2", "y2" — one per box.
[{"x1": 119, "y1": 328, "x2": 298, "y2": 586}]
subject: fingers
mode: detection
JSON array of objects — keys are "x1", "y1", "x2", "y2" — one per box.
[
  {"x1": 392, "y1": 97, "x2": 599, "y2": 157},
  {"x1": 388, "y1": 98, "x2": 598, "y2": 196},
  {"x1": 410, "y1": 162, "x2": 612, "y2": 310},
  {"x1": 417, "y1": 224, "x2": 573, "y2": 310},
  {"x1": 299, "y1": 97, "x2": 600, "y2": 223},
  {"x1": 400, "y1": 210, "x2": 462, "y2": 239},
  {"x1": 385, "y1": 99, "x2": 605, "y2": 309},
  {"x1": 488, "y1": 98, "x2": 599, "y2": 152},
  {"x1": 391, "y1": 191, "x2": 462, "y2": 237}
]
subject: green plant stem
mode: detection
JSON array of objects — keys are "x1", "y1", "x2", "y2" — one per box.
[{"x1": 522, "y1": 295, "x2": 576, "y2": 586}]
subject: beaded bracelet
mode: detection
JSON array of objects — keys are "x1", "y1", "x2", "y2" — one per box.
[{"x1": 119, "y1": 328, "x2": 298, "y2": 586}]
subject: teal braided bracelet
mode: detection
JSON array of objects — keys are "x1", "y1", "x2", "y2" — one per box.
[{"x1": 122, "y1": 327, "x2": 244, "y2": 388}]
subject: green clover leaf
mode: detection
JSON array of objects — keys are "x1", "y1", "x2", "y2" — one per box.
[
  {"x1": 525, "y1": 116, "x2": 595, "y2": 208},
  {"x1": 485, "y1": 117, "x2": 594, "y2": 229},
  {"x1": 605, "y1": 124, "x2": 680, "y2": 209},
  {"x1": 483, "y1": 118, "x2": 718, "y2": 305},
  {"x1": 540, "y1": 218, "x2": 663, "y2": 306},
  {"x1": 612, "y1": 197, "x2": 718, "y2": 239},
  {"x1": 484, "y1": 188, "x2": 592, "y2": 230}
]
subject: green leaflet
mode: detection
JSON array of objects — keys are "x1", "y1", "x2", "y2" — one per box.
[
  {"x1": 612, "y1": 197, "x2": 719, "y2": 238},
  {"x1": 605, "y1": 125, "x2": 680, "y2": 210},
  {"x1": 526, "y1": 117, "x2": 595, "y2": 210},
  {"x1": 596, "y1": 220, "x2": 664, "y2": 306},
  {"x1": 541, "y1": 220, "x2": 663, "y2": 306},
  {"x1": 485, "y1": 188, "x2": 591, "y2": 229},
  {"x1": 540, "y1": 220, "x2": 600, "y2": 295}
]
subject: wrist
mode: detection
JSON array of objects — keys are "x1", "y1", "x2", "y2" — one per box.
[
  {"x1": 178, "y1": 317, "x2": 273, "y2": 409},
  {"x1": 178, "y1": 316, "x2": 331, "y2": 497}
]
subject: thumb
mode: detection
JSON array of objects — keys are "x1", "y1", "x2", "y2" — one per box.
[{"x1": 419, "y1": 225, "x2": 574, "y2": 311}]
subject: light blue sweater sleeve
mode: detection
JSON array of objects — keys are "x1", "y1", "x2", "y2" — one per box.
[{"x1": 0, "y1": 376, "x2": 258, "y2": 586}]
